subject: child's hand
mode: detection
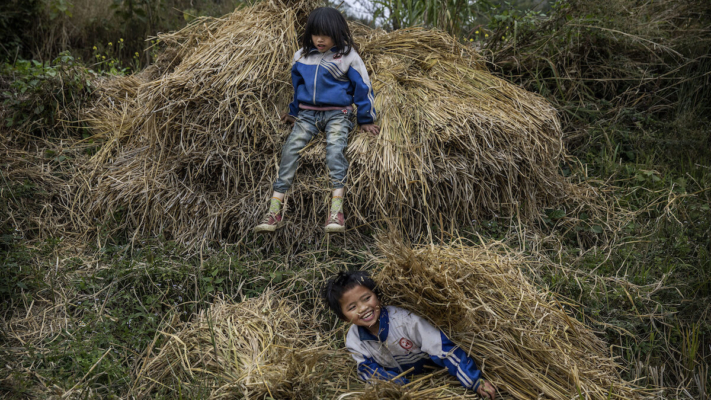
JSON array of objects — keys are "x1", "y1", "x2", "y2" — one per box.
[
  {"x1": 360, "y1": 124, "x2": 380, "y2": 135},
  {"x1": 280, "y1": 113, "x2": 296, "y2": 125},
  {"x1": 476, "y1": 379, "x2": 496, "y2": 399}
]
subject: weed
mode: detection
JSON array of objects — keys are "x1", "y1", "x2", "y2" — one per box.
[
  {"x1": 1, "y1": 51, "x2": 91, "y2": 136},
  {"x1": 0, "y1": 243, "x2": 46, "y2": 318}
]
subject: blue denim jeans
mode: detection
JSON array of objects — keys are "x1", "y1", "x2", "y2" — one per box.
[{"x1": 273, "y1": 109, "x2": 353, "y2": 193}]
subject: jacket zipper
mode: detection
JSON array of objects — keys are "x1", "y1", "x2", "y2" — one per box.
[
  {"x1": 373, "y1": 340, "x2": 404, "y2": 373},
  {"x1": 313, "y1": 52, "x2": 326, "y2": 105}
]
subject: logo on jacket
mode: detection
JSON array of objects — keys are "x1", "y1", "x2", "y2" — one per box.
[
  {"x1": 333, "y1": 53, "x2": 342, "y2": 60},
  {"x1": 399, "y1": 338, "x2": 413, "y2": 350}
]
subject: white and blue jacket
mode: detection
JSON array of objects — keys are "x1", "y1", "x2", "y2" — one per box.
[
  {"x1": 288, "y1": 47, "x2": 376, "y2": 125},
  {"x1": 345, "y1": 306, "x2": 483, "y2": 390}
]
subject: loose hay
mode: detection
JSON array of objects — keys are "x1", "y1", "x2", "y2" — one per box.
[
  {"x1": 136, "y1": 290, "x2": 488, "y2": 399},
  {"x1": 79, "y1": 0, "x2": 570, "y2": 247},
  {"x1": 374, "y1": 235, "x2": 647, "y2": 399},
  {"x1": 0, "y1": 133, "x2": 85, "y2": 240},
  {"x1": 135, "y1": 238, "x2": 650, "y2": 399},
  {"x1": 135, "y1": 291, "x2": 337, "y2": 398}
]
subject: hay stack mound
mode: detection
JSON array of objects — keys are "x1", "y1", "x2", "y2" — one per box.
[
  {"x1": 375, "y1": 237, "x2": 643, "y2": 399},
  {"x1": 136, "y1": 292, "x2": 335, "y2": 398},
  {"x1": 138, "y1": 291, "x2": 489, "y2": 399},
  {"x1": 136, "y1": 240, "x2": 645, "y2": 399},
  {"x1": 82, "y1": 0, "x2": 566, "y2": 245}
]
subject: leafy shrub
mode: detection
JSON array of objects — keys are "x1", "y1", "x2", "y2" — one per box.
[{"x1": 1, "y1": 51, "x2": 91, "y2": 136}]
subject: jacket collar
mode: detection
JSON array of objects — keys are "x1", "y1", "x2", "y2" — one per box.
[{"x1": 357, "y1": 306, "x2": 389, "y2": 342}]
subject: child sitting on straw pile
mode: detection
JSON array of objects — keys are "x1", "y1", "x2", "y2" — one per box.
[
  {"x1": 322, "y1": 271, "x2": 498, "y2": 398},
  {"x1": 254, "y1": 7, "x2": 380, "y2": 234}
]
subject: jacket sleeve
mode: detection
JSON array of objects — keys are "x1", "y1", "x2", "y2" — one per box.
[
  {"x1": 346, "y1": 332, "x2": 408, "y2": 385},
  {"x1": 288, "y1": 62, "x2": 303, "y2": 118},
  {"x1": 409, "y1": 314, "x2": 483, "y2": 391},
  {"x1": 350, "y1": 353, "x2": 408, "y2": 385},
  {"x1": 346, "y1": 51, "x2": 376, "y2": 125}
]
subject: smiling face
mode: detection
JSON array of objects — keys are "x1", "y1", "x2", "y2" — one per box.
[
  {"x1": 339, "y1": 284, "x2": 381, "y2": 334},
  {"x1": 312, "y1": 34, "x2": 335, "y2": 53}
]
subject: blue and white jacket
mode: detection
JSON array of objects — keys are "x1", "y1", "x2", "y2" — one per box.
[
  {"x1": 345, "y1": 306, "x2": 483, "y2": 390},
  {"x1": 288, "y1": 47, "x2": 376, "y2": 125}
]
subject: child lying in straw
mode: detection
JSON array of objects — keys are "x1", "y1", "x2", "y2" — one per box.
[
  {"x1": 322, "y1": 271, "x2": 497, "y2": 398},
  {"x1": 254, "y1": 7, "x2": 380, "y2": 234}
]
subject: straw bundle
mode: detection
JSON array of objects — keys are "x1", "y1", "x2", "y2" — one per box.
[
  {"x1": 135, "y1": 292, "x2": 336, "y2": 399},
  {"x1": 374, "y1": 236, "x2": 645, "y2": 399},
  {"x1": 80, "y1": 0, "x2": 568, "y2": 246}
]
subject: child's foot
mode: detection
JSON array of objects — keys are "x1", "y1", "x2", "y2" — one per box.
[
  {"x1": 325, "y1": 210, "x2": 345, "y2": 233},
  {"x1": 325, "y1": 196, "x2": 345, "y2": 233},
  {"x1": 254, "y1": 198, "x2": 284, "y2": 233}
]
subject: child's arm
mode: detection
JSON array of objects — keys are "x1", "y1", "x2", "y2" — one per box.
[
  {"x1": 409, "y1": 314, "x2": 485, "y2": 392},
  {"x1": 287, "y1": 55, "x2": 304, "y2": 119},
  {"x1": 345, "y1": 330, "x2": 407, "y2": 385},
  {"x1": 347, "y1": 350, "x2": 408, "y2": 385},
  {"x1": 345, "y1": 51, "x2": 377, "y2": 127}
]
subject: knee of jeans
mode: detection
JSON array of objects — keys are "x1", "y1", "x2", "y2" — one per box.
[
  {"x1": 328, "y1": 124, "x2": 350, "y2": 143},
  {"x1": 285, "y1": 127, "x2": 312, "y2": 150}
]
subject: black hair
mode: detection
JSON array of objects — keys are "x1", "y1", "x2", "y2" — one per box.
[
  {"x1": 302, "y1": 7, "x2": 358, "y2": 57},
  {"x1": 322, "y1": 270, "x2": 380, "y2": 321}
]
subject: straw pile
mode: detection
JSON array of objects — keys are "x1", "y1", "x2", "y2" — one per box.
[
  {"x1": 135, "y1": 292, "x2": 337, "y2": 398},
  {"x1": 374, "y1": 236, "x2": 645, "y2": 399},
  {"x1": 79, "y1": 0, "x2": 569, "y2": 246},
  {"x1": 135, "y1": 238, "x2": 648, "y2": 399},
  {"x1": 137, "y1": 289, "x2": 492, "y2": 399}
]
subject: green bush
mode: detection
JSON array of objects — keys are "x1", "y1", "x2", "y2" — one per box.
[{"x1": 1, "y1": 51, "x2": 91, "y2": 136}]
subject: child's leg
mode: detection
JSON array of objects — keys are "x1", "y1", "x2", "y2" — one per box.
[
  {"x1": 273, "y1": 111, "x2": 319, "y2": 194},
  {"x1": 323, "y1": 110, "x2": 352, "y2": 232},
  {"x1": 255, "y1": 112, "x2": 318, "y2": 232},
  {"x1": 330, "y1": 188, "x2": 345, "y2": 215},
  {"x1": 323, "y1": 110, "x2": 351, "y2": 191}
]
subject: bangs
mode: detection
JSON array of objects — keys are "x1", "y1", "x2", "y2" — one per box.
[
  {"x1": 305, "y1": 10, "x2": 342, "y2": 38},
  {"x1": 301, "y1": 7, "x2": 357, "y2": 56}
]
